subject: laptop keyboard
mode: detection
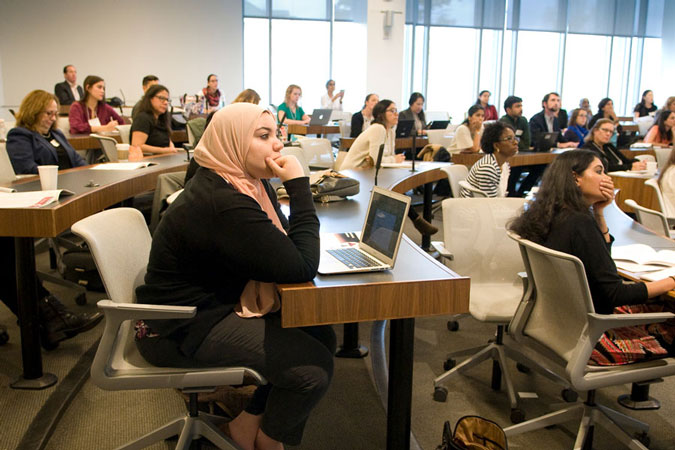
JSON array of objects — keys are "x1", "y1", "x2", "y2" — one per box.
[{"x1": 327, "y1": 247, "x2": 382, "y2": 269}]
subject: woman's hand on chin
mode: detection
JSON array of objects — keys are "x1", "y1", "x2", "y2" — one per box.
[
  {"x1": 593, "y1": 177, "x2": 615, "y2": 213},
  {"x1": 266, "y1": 155, "x2": 304, "y2": 182}
]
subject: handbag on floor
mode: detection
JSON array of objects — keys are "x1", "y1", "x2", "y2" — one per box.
[{"x1": 437, "y1": 416, "x2": 508, "y2": 450}]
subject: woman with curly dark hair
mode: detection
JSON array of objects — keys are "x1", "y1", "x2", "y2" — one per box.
[{"x1": 509, "y1": 150, "x2": 675, "y2": 365}]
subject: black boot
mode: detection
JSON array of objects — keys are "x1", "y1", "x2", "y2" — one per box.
[{"x1": 39, "y1": 295, "x2": 103, "y2": 350}]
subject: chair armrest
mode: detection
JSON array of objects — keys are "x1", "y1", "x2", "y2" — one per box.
[
  {"x1": 517, "y1": 272, "x2": 528, "y2": 291},
  {"x1": 97, "y1": 299, "x2": 196, "y2": 321},
  {"x1": 431, "y1": 241, "x2": 453, "y2": 260},
  {"x1": 587, "y1": 312, "x2": 675, "y2": 340}
]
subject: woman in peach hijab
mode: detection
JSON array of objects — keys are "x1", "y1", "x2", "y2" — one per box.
[{"x1": 135, "y1": 103, "x2": 335, "y2": 450}]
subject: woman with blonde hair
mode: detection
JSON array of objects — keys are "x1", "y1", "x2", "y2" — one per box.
[
  {"x1": 233, "y1": 89, "x2": 261, "y2": 105},
  {"x1": 277, "y1": 84, "x2": 309, "y2": 125},
  {"x1": 582, "y1": 119, "x2": 645, "y2": 172},
  {"x1": 7, "y1": 89, "x2": 86, "y2": 174}
]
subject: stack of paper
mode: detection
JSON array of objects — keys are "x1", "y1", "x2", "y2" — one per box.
[
  {"x1": 612, "y1": 244, "x2": 675, "y2": 281},
  {"x1": 0, "y1": 189, "x2": 72, "y2": 208}
]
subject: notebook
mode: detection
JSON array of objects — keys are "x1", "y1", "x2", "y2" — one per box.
[
  {"x1": 309, "y1": 109, "x2": 333, "y2": 126},
  {"x1": 318, "y1": 186, "x2": 411, "y2": 275}
]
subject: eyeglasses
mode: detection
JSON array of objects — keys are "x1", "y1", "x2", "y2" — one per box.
[
  {"x1": 386, "y1": 108, "x2": 398, "y2": 114},
  {"x1": 42, "y1": 110, "x2": 58, "y2": 118},
  {"x1": 155, "y1": 96, "x2": 171, "y2": 103},
  {"x1": 499, "y1": 136, "x2": 517, "y2": 142},
  {"x1": 598, "y1": 128, "x2": 614, "y2": 134}
]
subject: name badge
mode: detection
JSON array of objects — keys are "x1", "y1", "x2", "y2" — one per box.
[
  {"x1": 50, "y1": 139, "x2": 61, "y2": 147},
  {"x1": 515, "y1": 129, "x2": 523, "y2": 136},
  {"x1": 88, "y1": 117, "x2": 101, "y2": 128}
]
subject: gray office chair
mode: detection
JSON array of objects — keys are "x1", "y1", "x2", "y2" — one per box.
[
  {"x1": 458, "y1": 179, "x2": 488, "y2": 198},
  {"x1": 432, "y1": 198, "x2": 569, "y2": 423},
  {"x1": 645, "y1": 178, "x2": 675, "y2": 226},
  {"x1": 71, "y1": 208, "x2": 265, "y2": 450},
  {"x1": 90, "y1": 133, "x2": 119, "y2": 162},
  {"x1": 503, "y1": 231, "x2": 675, "y2": 449},
  {"x1": 624, "y1": 198, "x2": 674, "y2": 239}
]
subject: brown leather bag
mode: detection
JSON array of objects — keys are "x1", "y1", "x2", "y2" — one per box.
[{"x1": 437, "y1": 416, "x2": 508, "y2": 450}]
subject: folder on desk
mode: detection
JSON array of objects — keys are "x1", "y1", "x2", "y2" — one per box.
[{"x1": 318, "y1": 186, "x2": 411, "y2": 275}]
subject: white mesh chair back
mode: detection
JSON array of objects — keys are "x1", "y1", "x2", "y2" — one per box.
[
  {"x1": 71, "y1": 208, "x2": 151, "y2": 304},
  {"x1": 280, "y1": 146, "x2": 310, "y2": 176},
  {"x1": 645, "y1": 178, "x2": 672, "y2": 217},
  {"x1": 654, "y1": 147, "x2": 672, "y2": 170},
  {"x1": 635, "y1": 115, "x2": 655, "y2": 136},
  {"x1": 90, "y1": 134, "x2": 119, "y2": 162},
  {"x1": 440, "y1": 164, "x2": 469, "y2": 197},
  {"x1": 441, "y1": 198, "x2": 526, "y2": 321},
  {"x1": 625, "y1": 199, "x2": 670, "y2": 237},
  {"x1": 507, "y1": 232, "x2": 594, "y2": 363},
  {"x1": 338, "y1": 121, "x2": 351, "y2": 138},
  {"x1": 635, "y1": 154, "x2": 655, "y2": 162},
  {"x1": 116, "y1": 124, "x2": 132, "y2": 144},
  {"x1": 56, "y1": 116, "x2": 70, "y2": 132},
  {"x1": 0, "y1": 142, "x2": 17, "y2": 184},
  {"x1": 298, "y1": 138, "x2": 334, "y2": 169}
]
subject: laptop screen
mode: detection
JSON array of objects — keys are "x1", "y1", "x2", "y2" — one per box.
[{"x1": 361, "y1": 190, "x2": 408, "y2": 258}]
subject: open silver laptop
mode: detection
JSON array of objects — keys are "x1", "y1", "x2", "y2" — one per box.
[
  {"x1": 318, "y1": 186, "x2": 411, "y2": 275},
  {"x1": 309, "y1": 109, "x2": 332, "y2": 126}
]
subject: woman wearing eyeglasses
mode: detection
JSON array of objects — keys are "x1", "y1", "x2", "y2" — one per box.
[
  {"x1": 6, "y1": 89, "x2": 86, "y2": 174},
  {"x1": 582, "y1": 119, "x2": 645, "y2": 172},
  {"x1": 460, "y1": 121, "x2": 518, "y2": 197},
  {"x1": 68, "y1": 75, "x2": 125, "y2": 134},
  {"x1": 130, "y1": 84, "x2": 176, "y2": 154}
]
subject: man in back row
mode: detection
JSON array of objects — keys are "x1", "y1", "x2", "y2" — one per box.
[
  {"x1": 54, "y1": 65, "x2": 83, "y2": 106},
  {"x1": 132, "y1": 75, "x2": 160, "y2": 119}
]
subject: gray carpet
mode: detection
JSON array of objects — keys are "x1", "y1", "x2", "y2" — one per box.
[{"x1": 2, "y1": 208, "x2": 675, "y2": 449}]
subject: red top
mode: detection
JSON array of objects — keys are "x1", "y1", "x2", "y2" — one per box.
[
  {"x1": 483, "y1": 104, "x2": 499, "y2": 121},
  {"x1": 68, "y1": 101, "x2": 124, "y2": 134}
]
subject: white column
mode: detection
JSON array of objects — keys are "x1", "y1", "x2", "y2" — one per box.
[
  {"x1": 660, "y1": 2, "x2": 675, "y2": 101},
  {"x1": 366, "y1": 0, "x2": 406, "y2": 105}
]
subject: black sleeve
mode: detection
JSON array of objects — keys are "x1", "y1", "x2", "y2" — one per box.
[
  {"x1": 131, "y1": 112, "x2": 154, "y2": 136},
  {"x1": 563, "y1": 129, "x2": 579, "y2": 143},
  {"x1": 351, "y1": 112, "x2": 364, "y2": 138},
  {"x1": 211, "y1": 177, "x2": 319, "y2": 284},
  {"x1": 184, "y1": 158, "x2": 200, "y2": 185},
  {"x1": 568, "y1": 214, "x2": 648, "y2": 313}
]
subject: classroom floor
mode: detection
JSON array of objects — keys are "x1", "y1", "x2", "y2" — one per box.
[{"x1": 1, "y1": 207, "x2": 675, "y2": 450}]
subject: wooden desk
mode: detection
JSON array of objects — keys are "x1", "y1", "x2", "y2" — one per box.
[
  {"x1": 2, "y1": 153, "x2": 190, "y2": 389},
  {"x1": 608, "y1": 172, "x2": 658, "y2": 212},
  {"x1": 451, "y1": 150, "x2": 560, "y2": 168},
  {"x1": 620, "y1": 148, "x2": 656, "y2": 160},
  {"x1": 287, "y1": 124, "x2": 340, "y2": 137},
  {"x1": 279, "y1": 163, "x2": 470, "y2": 450},
  {"x1": 67, "y1": 130, "x2": 188, "y2": 150},
  {"x1": 339, "y1": 136, "x2": 429, "y2": 151}
]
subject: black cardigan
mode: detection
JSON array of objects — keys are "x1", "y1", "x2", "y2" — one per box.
[
  {"x1": 136, "y1": 167, "x2": 319, "y2": 356},
  {"x1": 543, "y1": 210, "x2": 647, "y2": 314},
  {"x1": 582, "y1": 140, "x2": 636, "y2": 172},
  {"x1": 350, "y1": 111, "x2": 364, "y2": 138}
]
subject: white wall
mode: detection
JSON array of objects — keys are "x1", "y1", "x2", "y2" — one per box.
[
  {"x1": 366, "y1": 0, "x2": 406, "y2": 106},
  {"x1": 0, "y1": 0, "x2": 243, "y2": 120}
]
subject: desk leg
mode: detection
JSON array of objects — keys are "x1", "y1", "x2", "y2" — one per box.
[
  {"x1": 11, "y1": 238, "x2": 57, "y2": 390},
  {"x1": 421, "y1": 183, "x2": 433, "y2": 251},
  {"x1": 387, "y1": 318, "x2": 415, "y2": 450},
  {"x1": 335, "y1": 323, "x2": 368, "y2": 358}
]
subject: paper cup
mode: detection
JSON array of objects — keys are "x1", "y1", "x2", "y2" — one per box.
[
  {"x1": 116, "y1": 143, "x2": 130, "y2": 161},
  {"x1": 646, "y1": 161, "x2": 657, "y2": 175},
  {"x1": 37, "y1": 165, "x2": 58, "y2": 190}
]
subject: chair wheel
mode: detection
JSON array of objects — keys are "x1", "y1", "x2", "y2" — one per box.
[
  {"x1": 75, "y1": 292, "x2": 87, "y2": 306},
  {"x1": 433, "y1": 386, "x2": 448, "y2": 402},
  {"x1": 516, "y1": 363, "x2": 531, "y2": 374},
  {"x1": 561, "y1": 388, "x2": 579, "y2": 403},
  {"x1": 510, "y1": 408, "x2": 525, "y2": 424},
  {"x1": 0, "y1": 327, "x2": 8, "y2": 346},
  {"x1": 447, "y1": 320, "x2": 459, "y2": 331},
  {"x1": 635, "y1": 432, "x2": 650, "y2": 447},
  {"x1": 443, "y1": 358, "x2": 456, "y2": 371}
]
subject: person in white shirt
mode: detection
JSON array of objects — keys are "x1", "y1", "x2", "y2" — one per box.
[
  {"x1": 658, "y1": 147, "x2": 675, "y2": 218},
  {"x1": 321, "y1": 79, "x2": 344, "y2": 111},
  {"x1": 338, "y1": 99, "x2": 402, "y2": 170},
  {"x1": 448, "y1": 105, "x2": 485, "y2": 153}
]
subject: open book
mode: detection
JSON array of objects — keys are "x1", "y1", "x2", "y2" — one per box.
[
  {"x1": 0, "y1": 189, "x2": 74, "y2": 208},
  {"x1": 612, "y1": 244, "x2": 675, "y2": 272}
]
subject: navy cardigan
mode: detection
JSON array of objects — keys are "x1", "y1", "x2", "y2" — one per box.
[{"x1": 6, "y1": 126, "x2": 86, "y2": 174}]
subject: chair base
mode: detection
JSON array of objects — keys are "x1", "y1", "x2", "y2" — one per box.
[
  {"x1": 504, "y1": 396, "x2": 650, "y2": 450},
  {"x1": 115, "y1": 412, "x2": 239, "y2": 450}
]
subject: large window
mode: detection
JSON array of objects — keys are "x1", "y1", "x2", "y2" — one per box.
[
  {"x1": 243, "y1": 0, "x2": 366, "y2": 113},
  {"x1": 404, "y1": 0, "x2": 665, "y2": 119}
]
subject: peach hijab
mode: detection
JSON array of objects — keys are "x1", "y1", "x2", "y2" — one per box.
[{"x1": 194, "y1": 103, "x2": 282, "y2": 317}]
